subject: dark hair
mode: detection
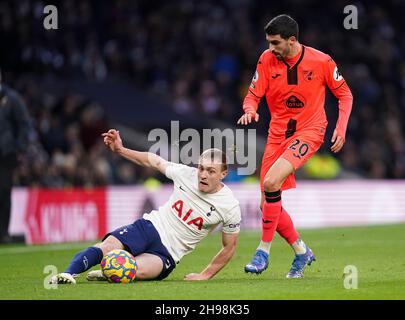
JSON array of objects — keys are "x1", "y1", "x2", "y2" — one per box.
[{"x1": 264, "y1": 14, "x2": 299, "y2": 40}]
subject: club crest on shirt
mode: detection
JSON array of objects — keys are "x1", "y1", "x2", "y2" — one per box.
[
  {"x1": 206, "y1": 206, "x2": 216, "y2": 217},
  {"x1": 303, "y1": 69, "x2": 314, "y2": 81}
]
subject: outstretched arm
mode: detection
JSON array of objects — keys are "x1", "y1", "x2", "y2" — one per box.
[
  {"x1": 184, "y1": 232, "x2": 238, "y2": 281},
  {"x1": 102, "y1": 129, "x2": 169, "y2": 175}
]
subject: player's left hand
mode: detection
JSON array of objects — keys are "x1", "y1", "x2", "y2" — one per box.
[
  {"x1": 331, "y1": 129, "x2": 345, "y2": 153},
  {"x1": 183, "y1": 273, "x2": 210, "y2": 281}
]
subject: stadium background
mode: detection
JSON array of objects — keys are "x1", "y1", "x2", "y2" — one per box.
[
  {"x1": 1, "y1": 0, "x2": 405, "y2": 301},
  {"x1": 0, "y1": 1, "x2": 404, "y2": 253}
]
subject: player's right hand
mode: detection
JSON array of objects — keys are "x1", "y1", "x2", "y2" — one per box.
[
  {"x1": 330, "y1": 129, "x2": 345, "y2": 153},
  {"x1": 237, "y1": 112, "x2": 260, "y2": 125},
  {"x1": 101, "y1": 129, "x2": 123, "y2": 153}
]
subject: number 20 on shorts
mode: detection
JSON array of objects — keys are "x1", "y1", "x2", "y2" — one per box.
[{"x1": 288, "y1": 139, "x2": 309, "y2": 159}]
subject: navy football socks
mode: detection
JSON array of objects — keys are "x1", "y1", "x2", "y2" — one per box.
[{"x1": 64, "y1": 247, "x2": 103, "y2": 275}]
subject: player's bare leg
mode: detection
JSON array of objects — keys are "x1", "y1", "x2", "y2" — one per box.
[
  {"x1": 133, "y1": 253, "x2": 164, "y2": 280},
  {"x1": 94, "y1": 235, "x2": 125, "y2": 255}
]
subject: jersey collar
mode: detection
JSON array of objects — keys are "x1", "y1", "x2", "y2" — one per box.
[{"x1": 281, "y1": 45, "x2": 305, "y2": 69}]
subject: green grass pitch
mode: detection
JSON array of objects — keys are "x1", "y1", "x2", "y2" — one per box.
[{"x1": 1, "y1": 224, "x2": 404, "y2": 300}]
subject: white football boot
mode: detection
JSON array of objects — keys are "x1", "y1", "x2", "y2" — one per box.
[
  {"x1": 49, "y1": 272, "x2": 77, "y2": 284},
  {"x1": 86, "y1": 270, "x2": 107, "y2": 281}
]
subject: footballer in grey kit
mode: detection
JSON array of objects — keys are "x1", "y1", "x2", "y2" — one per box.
[{"x1": 50, "y1": 129, "x2": 241, "y2": 284}]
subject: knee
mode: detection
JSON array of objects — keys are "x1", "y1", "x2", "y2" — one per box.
[
  {"x1": 95, "y1": 236, "x2": 123, "y2": 256},
  {"x1": 95, "y1": 243, "x2": 114, "y2": 256},
  {"x1": 94, "y1": 242, "x2": 109, "y2": 256},
  {"x1": 263, "y1": 176, "x2": 282, "y2": 192}
]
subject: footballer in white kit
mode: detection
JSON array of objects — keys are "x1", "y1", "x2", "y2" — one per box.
[
  {"x1": 50, "y1": 129, "x2": 241, "y2": 284},
  {"x1": 145, "y1": 162, "x2": 241, "y2": 264}
]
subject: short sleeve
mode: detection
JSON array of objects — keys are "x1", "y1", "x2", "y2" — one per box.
[
  {"x1": 165, "y1": 163, "x2": 195, "y2": 182},
  {"x1": 324, "y1": 56, "x2": 346, "y2": 90},
  {"x1": 222, "y1": 205, "x2": 241, "y2": 234}
]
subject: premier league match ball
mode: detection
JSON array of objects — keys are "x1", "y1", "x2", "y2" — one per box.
[{"x1": 100, "y1": 249, "x2": 138, "y2": 283}]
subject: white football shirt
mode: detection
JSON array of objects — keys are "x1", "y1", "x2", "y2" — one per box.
[{"x1": 143, "y1": 163, "x2": 241, "y2": 264}]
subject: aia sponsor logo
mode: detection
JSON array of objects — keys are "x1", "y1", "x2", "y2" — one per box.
[{"x1": 172, "y1": 200, "x2": 204, "y2": 230}]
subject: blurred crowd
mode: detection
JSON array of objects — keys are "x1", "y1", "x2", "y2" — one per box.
[
  {"x1": 1, "y1": 0, "x2": 404, "y2": 187},
  {"x1": 7, "y1": 77, "x2": 146, "y2": 187}
]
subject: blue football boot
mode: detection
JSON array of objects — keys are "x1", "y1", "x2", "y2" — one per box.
[
  {"x1": 286, "y1": 246, "x2": 316, "y2": 278},
  {"x1": 244, "y1": 249, "x2": 269, "y2": 274}
]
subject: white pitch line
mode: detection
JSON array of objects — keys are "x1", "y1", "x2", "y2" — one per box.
[{"x1": 0, "y1": 243, "x2": 92, "y2": 255}]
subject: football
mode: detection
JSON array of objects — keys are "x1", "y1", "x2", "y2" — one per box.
[{"x1": 100, "y1": 249, "x2": 138, "y2": 283}]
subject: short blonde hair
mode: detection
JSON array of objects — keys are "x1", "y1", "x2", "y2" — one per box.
[{"x1": 199, "y1": 148, "x2": 228, "y2": 172}]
